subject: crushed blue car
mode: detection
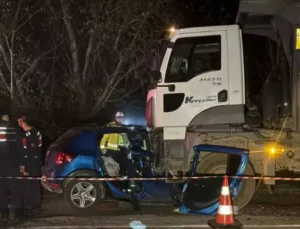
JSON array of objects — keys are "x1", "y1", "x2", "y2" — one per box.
[{"x1": 41, "y1": 124, "x2": 252, "y2": 214}]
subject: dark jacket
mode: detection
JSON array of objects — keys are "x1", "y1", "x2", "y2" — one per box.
[
  {"x1": 0, "y1": 120, "x2": 24, "y2": 175},
  {"x1": 22, "y1": 127, "x2": 42, "y2": 175},
  {"x1": 13, "y1": 125, "x2": 27, "y2": 167},
  {"x1": 0, "y1": 120, "x2": 10, "y2": 156}
]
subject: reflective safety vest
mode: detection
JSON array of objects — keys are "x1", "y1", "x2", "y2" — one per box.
[
  {"x1": 0, "y1": 123, "x2": 16, "y2": 142},
  {"x1": 100, "y1": 121, "x2": 124, "y2": 151},
  {"x1": 0, "y1": 122, "x2": 17, "y2": 157}
]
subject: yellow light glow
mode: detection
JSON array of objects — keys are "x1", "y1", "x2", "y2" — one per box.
[
  {"x1": 169, "y1": 26, "x2": 176, "y2": 33},
  {"x1": 270, "y1": 147, "x2": 276, "y2": 154},
  {"x1": 296, "y1": 28, "x2": 300, "y2": 50},
  {"x1": 268, "y1": 147, "x2": 284, "y2": 155}
]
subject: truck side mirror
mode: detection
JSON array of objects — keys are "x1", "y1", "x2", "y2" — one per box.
[
  {"x1": 149, "y1": 70, "x2": 162, "y2": 81},
  {"x1": 147, "y1": 49, "x2": 161, "y2": 81},
  {"x1": 147, "y1": 49, "x2": 161, "y2": 71}
]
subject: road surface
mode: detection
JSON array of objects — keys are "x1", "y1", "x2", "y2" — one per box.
[{"x1": 6, "y1": 184, "x2": 300, "y2": 229}]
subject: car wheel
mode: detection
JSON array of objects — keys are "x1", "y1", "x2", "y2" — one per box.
[
  {"x1": 197, "y1": 153, "x2": 256, "y2": 213},
  {"x1": 64, "y1": 176, "x2": 106, "y2": 212}
]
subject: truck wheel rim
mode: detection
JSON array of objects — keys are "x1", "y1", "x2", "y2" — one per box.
[{"x1": 70, "y1": 182, "x2": 97, "y2": 208}]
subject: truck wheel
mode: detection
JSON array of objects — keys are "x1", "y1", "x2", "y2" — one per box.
[
  {"x1": 63, "y1": 172, "x2": 106, "y2": 212},
  {"x1": 197, "y1": 153, "x2": 256, "y2": 212}
]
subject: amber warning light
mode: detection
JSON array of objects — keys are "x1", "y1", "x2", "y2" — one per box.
[{"x1": 296, "y1": 28, "x2": 300, "y2": 50}]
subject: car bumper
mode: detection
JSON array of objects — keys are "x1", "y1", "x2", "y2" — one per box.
[
  {"x1": 41, "y1": 166, "x2": 63, "y2": 194},
  {"x1": 41, "y1": 180, "x2": 54, "y2": 192}
]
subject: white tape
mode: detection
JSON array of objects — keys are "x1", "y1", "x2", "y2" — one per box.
[
  {"x1": 15, "y1": 225, "x2": 300, "y2": 229},
  {"x1": 0, "y1": 127, "x2": 7, "y2": 130},
  {"x1": 0, "y1": 139, "x2": 6, "y2": 142},
  {"x1": 221, "y1": 186, "x2": 230, "y2": 195},
  {"x1": 217, "y1": 205, "x2": 233, "y2": 215},
  {"x1": 15, "y1": 226, "x2": 210, "y2": 229},
  {"x1": 244, "y1": 226, "x2": 300, "y2": 228}
]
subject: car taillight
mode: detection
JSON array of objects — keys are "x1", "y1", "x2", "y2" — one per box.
[{"x1": 55, "y1": 152, "x2": 75, "y2": 165}]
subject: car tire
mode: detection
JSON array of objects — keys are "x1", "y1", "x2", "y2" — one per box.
[
  {"x1": 63, "y1": 172, "x2": 106, "y2": 212},
  {"x1": 197, "y1": 153, "x2": 256, "y2": 213}
]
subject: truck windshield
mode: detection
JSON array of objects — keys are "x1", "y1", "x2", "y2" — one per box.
[{"x1": 165, "y1": 35, "x2": 221, "y2": 83}]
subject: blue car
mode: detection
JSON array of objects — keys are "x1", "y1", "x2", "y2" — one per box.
[{"x1": 41, "y1": 124, "x2": 251, "y2": 214}]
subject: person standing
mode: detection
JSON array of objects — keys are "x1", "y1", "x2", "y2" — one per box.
[
  {"x1": 100, "y1": 111, "x2": 125, "y2": 153},
  {"x1": 0, "y1": 113, "x2": 23, "y2": 224},
  {"x1": 17, "y1": 114, "x2": 42, "y2": 215}
]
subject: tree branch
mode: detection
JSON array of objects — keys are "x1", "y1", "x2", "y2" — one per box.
[
  {"x1": 17, "y1": 59, "x2": 39, "y2": 85},
  {"x1": 114, "y1": 28, "x2": 122, "y2": 52},
  {"x1": 14, "y1": 9, "x2": 41, "y2": 34},
  {"x1": 60, "y1": 0, "x2": 84, "y2": 96},
  {"x1": 0, "y1": 31, "x2": 10, "y2": 70},
  {"x1": 107, "y1": 84, "x2": 142, "y2": 103},
  {"x1": 128, "y1": 8, "x2": 152, "y2": 51},
  {"x1": 9, "y1": 30, "x2": 14, "y2": 101},
  {"x1": 82, "y1": 30, "x2": 95, "y2": 86},
  {"x1": 90, "y1": 55, "x2": 145, "y2": 117},
  {"x1": 0, "y1": 67, "x2": 10, "y2": 92},
  {"x1": 9, "y1": 0, "x2": 23, "y2": 37}
]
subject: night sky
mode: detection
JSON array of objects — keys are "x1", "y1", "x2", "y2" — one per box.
[{"x1": 176, "y1": 0, "x2": 239, "y2": 27}]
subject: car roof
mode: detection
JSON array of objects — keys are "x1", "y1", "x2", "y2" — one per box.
[
  {"x1": 82, "y1": 126, "x2": 131, "y2": 134},
  {"x1": 51, "y1": 126, "x2": 129, "y2": 152},
  {"x1": 79, "y1": 124, "x2": 148, "y2": 134},
  {"x1": 52, "y1": 124, "x2": 148, "y2": 148}
]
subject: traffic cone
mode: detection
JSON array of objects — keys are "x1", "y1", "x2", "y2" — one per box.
[{"x1": 207, "y1": 176, "x2": 242, "y2": 229}]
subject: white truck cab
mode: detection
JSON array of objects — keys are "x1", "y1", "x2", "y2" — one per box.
[{"x1": 147, "y1": 25, "x2": 245, "y2": 138}]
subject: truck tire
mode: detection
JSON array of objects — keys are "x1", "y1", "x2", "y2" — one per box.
[
  {"x1": 197, "y1": 153, "x2": 255, "y2": 212},
  {"x1": 63, "y1": 171, "x2": 106, "y2": 212}
]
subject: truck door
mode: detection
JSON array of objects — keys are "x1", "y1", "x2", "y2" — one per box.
[{"x1": 155, "y1": 31, "x2": 229, "y2": 127}]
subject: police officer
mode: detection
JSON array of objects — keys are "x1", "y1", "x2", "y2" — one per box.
[
  {"x1": 101, "y1": 112, "x2": 141, "y2": 211},
  {"x1": 100, "y1": 112, "x2": 125, "y2": 153},
  {"x1": 17, "y1": 114, "x2": 42, "y2": 215},
  {"x1": 0, "y1": 113, "x2": 23, "y2": 224}
]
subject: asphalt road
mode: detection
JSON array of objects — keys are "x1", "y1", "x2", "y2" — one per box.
[{"x1": 6, "y1": 184, "x2": 300, "y2": 229}]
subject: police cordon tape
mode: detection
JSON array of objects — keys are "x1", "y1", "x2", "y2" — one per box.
[{"x1": 0, "y1": 175, "x2": 300, "y2": 182}]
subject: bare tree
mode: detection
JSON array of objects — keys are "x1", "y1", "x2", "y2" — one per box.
[
  {"x1": 48, "y1": 0, "x2": 172, "y2": 119},
  {"x1": 0, "y1": 0, "x2": 55, "y2": 110},
  {"x1": 0, "y1": 0, "x2": 175, "y2": 135}
]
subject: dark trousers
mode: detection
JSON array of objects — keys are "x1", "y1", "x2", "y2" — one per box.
[
  {"x1": 23, "y1": 180, "x2": 41, "y2": 209},
  {"x1": 22, "y1": 166, "x2": 41, "y2": 209},
  {"x1": 0, "y1": 178, "x2": 22, "y2": 211}
]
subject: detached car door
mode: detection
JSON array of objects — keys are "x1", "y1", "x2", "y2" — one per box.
[{"x1": 179, "y1": 144, "x2": 254, "y2": 215}]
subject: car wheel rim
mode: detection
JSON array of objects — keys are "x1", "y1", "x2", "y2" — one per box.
[{"x1": 70, "y1": 182, "x2": 97, "y2": 208}]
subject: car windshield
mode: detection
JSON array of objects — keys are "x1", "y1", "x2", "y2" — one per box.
[{"x1": 53, "y1": 129, "x2": 81, "y2": 147}]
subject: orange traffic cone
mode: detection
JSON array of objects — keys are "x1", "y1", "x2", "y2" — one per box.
[{"x1": 207, "y1": 176, "x2": 242, "y2": 229}]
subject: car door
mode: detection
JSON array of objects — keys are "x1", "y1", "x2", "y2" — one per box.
[{"x1": 179, "y1": 144, "x2": 250, "y2": 215}]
